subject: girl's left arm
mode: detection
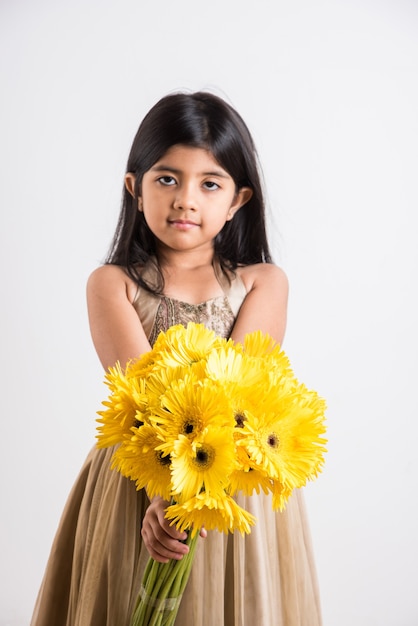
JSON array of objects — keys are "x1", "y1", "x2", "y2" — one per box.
[{"x1": 232, "y1": 263, "x2": 289, "y2": 345}]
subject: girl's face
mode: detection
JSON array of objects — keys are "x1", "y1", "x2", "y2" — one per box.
[{"x1": 126, "y1": 145, "x2": 252, "y2": 256}]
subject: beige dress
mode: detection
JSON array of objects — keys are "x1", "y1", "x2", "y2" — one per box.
[{"x1": 31, "y1": 263, "x2": 322, "y2": 626}]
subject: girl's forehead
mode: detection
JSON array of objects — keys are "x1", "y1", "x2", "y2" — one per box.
[
  {"x1": 149, "y1": 144, "x2": 227, "y2": 174},
  {"x1": 158, "y1": 144, "x2": 215, "y2": 160}
]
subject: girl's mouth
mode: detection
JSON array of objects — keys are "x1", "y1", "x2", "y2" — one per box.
[{"x1": 168, "y1": 220, "x2": 199, "y2": 230}]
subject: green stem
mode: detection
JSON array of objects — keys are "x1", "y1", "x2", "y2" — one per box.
[
  {"x1": 157, "y1": 532, "x2": 199, "y2": 626},
  {"x1": 131, "y1": 558, "x2": 157, "y2": 621},
  {"x1": 131, "y1": 530, "x2": 200, "y2": 626},
  {"x1": 160, "y1": 533, "x2": 199, "y2": 626},
  {"x1": 145, "y1": 560, "x2": 177, "y2": 626},
  {"x1": 146, "y1": 559, "x2": 178, "y2": 626},
  {"x1": 132, "y1": 558, "x2": 168, "y2": 625}
]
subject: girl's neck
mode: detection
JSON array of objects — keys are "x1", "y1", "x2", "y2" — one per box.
[
  {"x1": 154, "y1": 249, "x2": 225, "y2": 304},
  {"x1": 156, "y1": 246, "x2": 215, "y2": 272}
]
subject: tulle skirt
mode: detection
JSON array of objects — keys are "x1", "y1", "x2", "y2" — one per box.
[{"x1": 31, "y1": 445, "x2": 322, "y2": 626}]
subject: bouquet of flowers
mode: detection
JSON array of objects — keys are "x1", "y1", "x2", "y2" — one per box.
[{"x1": 96, "y1": 322, "x2": 327, "y2": 626}]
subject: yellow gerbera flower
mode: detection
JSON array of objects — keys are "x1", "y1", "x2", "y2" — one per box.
[
  {"x1": 236, "y1": 386, "x2": 327, "y2": 489},
  {"x1": 112, "y1": 423, "x2": 172, "y2": 500},
  {"x1": 235, "y1": 412, "x2": 285, "y2": 480},
  {"x1": 96, "y1": 363, "x2": 147, "y2": 448},
  {"x1": 170, "y1": 428, "x2": 235, "y2": 501},
  {"x1": 166, "y1": 491, "x2": 256, "y2": 536},
  {"x1": 152, "y1": 322, "x2": 226, "y2": 370},
  {"x1": 152, "y1": 376, "x2": 234, "y2": 448}
]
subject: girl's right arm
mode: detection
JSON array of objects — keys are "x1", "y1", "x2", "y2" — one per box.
[
  {"x1": 87, "y1": 264, "x2": 191, "y2": 562},
  {"x1": 87, "y1": 265, "x2": 152, "y2": 370}
]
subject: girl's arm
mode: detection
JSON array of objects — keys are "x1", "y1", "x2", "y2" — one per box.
[
  {"x1": 87, "y1": 264, "x2": 191, "y2": 562},
  {"x1": 233, "y1": 263, "x2": 289, "y2": 345},
  {"x1": 86, "y1": 265, "x2": 152, "y2": 370}
]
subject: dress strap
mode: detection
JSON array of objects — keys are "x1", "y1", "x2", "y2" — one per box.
[
  {"x1": 213, "y1": 260, "x2": 247, "y2": 318},
  {"x1": 132, "y1": 261, "x2": 161, "y2": 339}
]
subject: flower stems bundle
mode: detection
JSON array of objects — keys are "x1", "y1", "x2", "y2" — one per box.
[
  {"x1": 131, "y1": 531, "x2": 199, "y2": 626},
  {"x1": 97, "y1": 322, "x2": 327, "y2": 625}
]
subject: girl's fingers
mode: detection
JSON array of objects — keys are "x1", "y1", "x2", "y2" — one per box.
[
  {"x1": 142, "y1": 498, "x2": 189, "y2": 562},
  {"x1": 142, "y1": 527, "x2": 189, "y2": 562}
]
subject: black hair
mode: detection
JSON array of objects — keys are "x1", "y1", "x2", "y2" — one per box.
[{"x1": 106, "y1": 91, "x2": 273, "y2": 293}]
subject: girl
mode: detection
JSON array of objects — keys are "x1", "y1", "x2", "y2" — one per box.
[{"x1": 31, "y1": 91, "x2": 321, "y2": 625}]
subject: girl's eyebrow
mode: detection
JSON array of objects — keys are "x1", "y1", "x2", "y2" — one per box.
[{"x1": 150, "y1": 164, "x2": 230, "y2": 178}]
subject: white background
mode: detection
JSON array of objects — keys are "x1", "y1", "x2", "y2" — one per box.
[{"x1": 1, "y1": 1, "x2": 417, "y2": 624}]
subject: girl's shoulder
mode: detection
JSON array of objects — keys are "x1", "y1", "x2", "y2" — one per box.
[
  {"x1": 236, "y1": 262, "x2": 289, "y2": 295},
  {"x1": 87, "y1": 264, "x2": 139, "y2": 304}
]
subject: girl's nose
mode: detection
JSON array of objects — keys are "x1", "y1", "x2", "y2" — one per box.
[{"x1": 173, "y1": 185, "x2": 197, "y2": 211}]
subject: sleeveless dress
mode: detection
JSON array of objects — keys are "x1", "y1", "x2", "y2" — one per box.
[{"x1": 31, "y1": 262, "x2": 322, "y2": 626}]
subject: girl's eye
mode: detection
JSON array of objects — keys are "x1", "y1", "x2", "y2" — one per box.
[
  {"x1": 203, "y1": 181, "x2": 219, "y2": 190},
  {"x1": 158, "y1": 176, "x2": 176, "y2": 186}
]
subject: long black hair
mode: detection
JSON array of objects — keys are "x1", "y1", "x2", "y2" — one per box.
[{"x1": 106, "y1": 91, "x2": 272, "y2": 293}]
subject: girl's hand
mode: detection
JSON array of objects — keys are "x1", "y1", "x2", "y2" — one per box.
[
  {"x1": 141, "y1": 496, "x2": 189, "y2": 563},
  {"x1": 141, "y1": 496, "x2": 207, "y2": 563}
]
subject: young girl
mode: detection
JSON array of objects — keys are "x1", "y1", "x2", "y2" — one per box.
[{"x1": 31, "y1": 91, "x2": 322, "y2": 626}]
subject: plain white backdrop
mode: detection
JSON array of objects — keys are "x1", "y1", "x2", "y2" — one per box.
[{"x1": 1, "y1": 1, "x2": 417, "y2": 624}]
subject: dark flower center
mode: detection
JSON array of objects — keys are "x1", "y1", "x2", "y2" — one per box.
[
  {"x1": 235, "y1": 413, "x2": 246, "y2": 428},
  {"x1": 192, "y1": 445, "x2": 215, "y2": 469},
  {"x1": 157, "y1": 452, "x2": 171, "y2": 466},
  {"x1": 267, "y1": 433, "x2": 279, "y2": 449},
  {"x1": 196, "y1": 449, "x2": 208, "y2": 463}
]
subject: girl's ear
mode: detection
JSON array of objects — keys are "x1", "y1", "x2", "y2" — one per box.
[
  {"x1": 227, "y1": 187, "x2": 253, "y2": 220},
  {"x1": 125, "y1": 173, "x2": 143, "y2": 211},
  {"x1": 124, "y1": 173, "x2": 136, "y2": 198}
]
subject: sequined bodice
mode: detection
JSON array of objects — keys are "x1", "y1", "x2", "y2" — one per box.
[
  {"x1": 148, "y1": 295, "x2": 236, "y2": 345},
  {"x1": 132, "y1": 261, "x2": 247, "y2": 344}
]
